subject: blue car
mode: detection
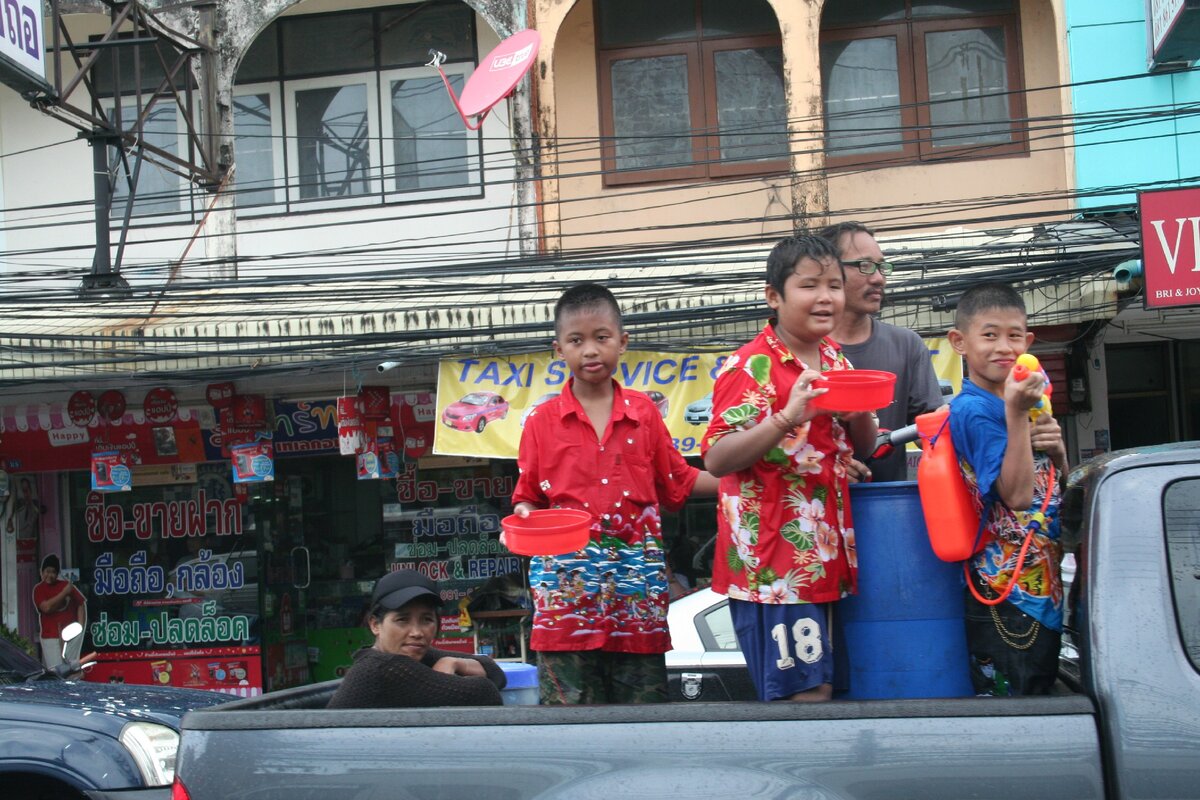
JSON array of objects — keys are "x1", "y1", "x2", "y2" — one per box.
[{"x1": 0, "y1": 636, "x2": 230, "y2": 798}]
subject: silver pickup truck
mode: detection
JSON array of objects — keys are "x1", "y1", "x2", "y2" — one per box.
[{"x1": 174, "y1": 443, "x2": 1200, "y2": 800}]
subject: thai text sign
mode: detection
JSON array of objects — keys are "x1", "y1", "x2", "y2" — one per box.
[
  {"x1": 0, "y1": 0, "x2": 48, "y2": 93},
  {"x1": 1139, "y1": 186, "x2": 1200, "y2": 309}
]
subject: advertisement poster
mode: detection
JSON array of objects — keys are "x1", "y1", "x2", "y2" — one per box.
[
  {"x1": 435, "y1": 342, "x2": 963, "y2": 459},
  {"x1": 231, "y1": 441, "x2": 274, "y2": 483},
  {"x1": 86, "y1": 646, "x2": 263, "y2": 697}
]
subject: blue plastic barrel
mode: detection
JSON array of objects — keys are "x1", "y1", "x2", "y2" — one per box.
[
  {"x1": 838, "y1": 481, "x2": 973, "y2": 699},
  {"x1": 496, "y1": 662, "x2": 539, "y2": 705}
]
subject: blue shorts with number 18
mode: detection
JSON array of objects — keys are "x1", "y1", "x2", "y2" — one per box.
[{"x1": 728, "y1": 598, "x2": 833, "y2": 701}]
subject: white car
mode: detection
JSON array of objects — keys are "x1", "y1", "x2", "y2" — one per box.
[{"x1": 665, "y1": 588, "x2": 754, "y2": 701}]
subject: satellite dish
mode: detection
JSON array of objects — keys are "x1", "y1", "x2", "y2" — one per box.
[{"x1": 428, "y1": 29, "x2": 541, "y2": 131}]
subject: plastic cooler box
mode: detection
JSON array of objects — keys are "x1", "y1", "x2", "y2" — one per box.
[{"x1": 497, "y1": 662, "x2": 539, "y2": 705}]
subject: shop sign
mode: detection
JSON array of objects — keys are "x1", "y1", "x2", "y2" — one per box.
[
  {"x1": 85, "y1": 489, "x2": 242, "y2": 542},
  {"x1": 1147, "y1": 0, "x2": 1200, "y2": 69},
  {"x1": 98, "y1": 390, "x2": 127, "y2": 421},
  {"x1": 206, "y1": 381, "x2": 236, "y2": 409},
  {"x1": 0, "y1": 0, "x2": 52, "y2": 97},
  {"x1": 143, "y1": 387, "x2": 179, "y2": 424},
  {"x1": 68, "y1": 391, "x2": 97, "y2": 426},
  {"x1": 201, "y1": 396, "x2": 436, "y2": 461},
  {"x1": 131, "y1": 463, "x2": 198, "y2": 486},
  {"x1": 1139, "y1": 186, "x2": 1200, "y2": 308}
]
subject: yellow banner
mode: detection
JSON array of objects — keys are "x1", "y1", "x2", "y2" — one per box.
[
  {"x1": 926, "y1": 336, "x2": 964, "y2": 395},
  {"x1": 434, "y1": 341, "x2": 962, "y2": 460}
]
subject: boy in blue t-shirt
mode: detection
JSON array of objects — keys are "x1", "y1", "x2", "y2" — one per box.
[{"x1": 947, "y1": 283, "x2": 1069, "y2": 696}]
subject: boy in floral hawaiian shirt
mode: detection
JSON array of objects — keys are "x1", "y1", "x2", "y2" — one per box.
[
  {"x1": 947, "y1": 283, "x2": 1067, "y2": 695},
  {"x1": 703, "y1": 235, "x2": 877, "y2": 702},
  {"x1": 512, "y1": 283, "x2": 717, "y2": 704}
]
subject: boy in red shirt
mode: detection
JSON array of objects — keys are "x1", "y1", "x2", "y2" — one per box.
[
  {"x1": 704, "y1": 235, "x2": 876, "y2": 702},
  {"x1": 33, "y1": 554, "x2": 87, "y2": 669},
  {"x1": 512, "y1": 283, "x2": 716, "y2": 704}
]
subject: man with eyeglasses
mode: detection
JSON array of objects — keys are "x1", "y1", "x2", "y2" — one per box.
[{"x1": 820, "y1": 221, "x2": 942, "y2": 483}]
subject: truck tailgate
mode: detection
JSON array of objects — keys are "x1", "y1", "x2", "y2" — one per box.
[{"x1": 178, "y1": 696, "x2": 1103, "y2": 799}]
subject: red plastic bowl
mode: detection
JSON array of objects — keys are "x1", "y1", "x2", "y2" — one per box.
[
  {"x1": 502, "y1": 508, "x2": 592, "y2": 556},
  {"x1": 809, "y1": 369, "x2": 896, "y2": 412}
]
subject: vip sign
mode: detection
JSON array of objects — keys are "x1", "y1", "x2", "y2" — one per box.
[{"x1": 1139, "y1": 186, "x2": 1200, "y2": 309}]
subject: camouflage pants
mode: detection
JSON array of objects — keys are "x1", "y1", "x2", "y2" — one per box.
[{"x1": 537, "y1": 650, "x2": 668, "y2": 705}]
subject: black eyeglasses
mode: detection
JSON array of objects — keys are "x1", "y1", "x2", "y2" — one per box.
[{"x1": 840, "y1": 259, "x2": 894, "y2": 276}]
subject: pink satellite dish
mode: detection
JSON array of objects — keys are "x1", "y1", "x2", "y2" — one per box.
[{"x1": 429, "y1": 28, "x2": 541, "y2": 130}]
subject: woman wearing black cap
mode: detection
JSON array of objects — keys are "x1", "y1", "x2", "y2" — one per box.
[{"x1": 327, "y1": 569, "x2": 506, "y2": 708}]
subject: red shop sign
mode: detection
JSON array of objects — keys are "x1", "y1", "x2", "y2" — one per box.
[
  {"x1": 68, "y1": 391, "x2": 97, "y2": 427},
  {"x1": 98, "y1": 390, "x2": 127, "y2": 421},
  {"x1": 143, "y1": 387, "x2": 179, "y2": 424},
  {"x1": 1139, "y1": 186, "x2": 1200, "y2": 309}
]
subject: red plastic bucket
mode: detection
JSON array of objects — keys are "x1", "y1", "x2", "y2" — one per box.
[
  {"x1": 809, "y1": 369, "x2": 896, "y2": 412},
  {"x1": 502, "y1": 508, "x2": 592, "y2": 556}
]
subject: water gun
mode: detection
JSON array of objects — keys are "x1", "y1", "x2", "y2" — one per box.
[{"x1": 1012, "y1": 353, "x2": 1052, "y2": 422}]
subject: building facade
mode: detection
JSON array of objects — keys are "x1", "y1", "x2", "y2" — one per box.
[{"x1": 2, "y1": 0, "x2": 1182, "y2": 691}]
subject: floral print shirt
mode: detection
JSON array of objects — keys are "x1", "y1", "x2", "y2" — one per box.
[
  {"x1": 513, "y1": 378, "x2": 698, "y2": 653},
  {"x1": 702, "y1": 324, "x2": 858, "y2": 604}
]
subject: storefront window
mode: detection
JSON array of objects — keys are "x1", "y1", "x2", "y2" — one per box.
[{"x1": 70, "y1": 464, "x2": 266, "y2": 693}]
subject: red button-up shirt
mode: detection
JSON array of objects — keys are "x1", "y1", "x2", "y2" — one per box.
[
  {"x1": 703, "y1": 324, "x2": 858, "y2": 605},
  {"x1": 513, "y1": 378, "x2": 699, "y2": 653}
]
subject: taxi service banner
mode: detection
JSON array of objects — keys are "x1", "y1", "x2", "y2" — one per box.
[{"x1": 434, "y1": 339, "x2": 961, "y2": 460}]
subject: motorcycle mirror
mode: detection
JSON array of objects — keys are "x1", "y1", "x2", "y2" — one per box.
[{"x1": 61, "y1": 621, "x2": 83, "y2": 644}]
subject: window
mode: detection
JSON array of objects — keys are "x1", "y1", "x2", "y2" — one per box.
[
  {"x1": 103, "y1": 100, "x2": 192, "y2": 219},
  {"x1": 1164, "y1": 479, "x2": 1200, "y2": 671},
  {"x1": 232, "y1": 2, "x2": 480, "y2": 213},
  {"x1": 91, "y1": 34, "x2": 197, "y2": 219},
  {"x1": 595, "y1": 0, "x2": 787, "y2": 185},
  {"x1": 820, "y1": 0, "x2": 1026, "y2": 166}
]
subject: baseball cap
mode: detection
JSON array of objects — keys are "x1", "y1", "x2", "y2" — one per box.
[{"x1": 370, "y1": 569, "x2": 439, "y2": 613}]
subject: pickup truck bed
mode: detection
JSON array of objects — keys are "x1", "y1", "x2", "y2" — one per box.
[
  {"x1": 178, "y1": 443, "x2": 1200, "y2": 800},
  {"x1": 180, "y1": 687, "x2": 1103, "y2": 799}
]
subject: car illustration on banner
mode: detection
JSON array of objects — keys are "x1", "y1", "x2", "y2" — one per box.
[
  {"x1": 442, "y1": 392, "x2": 510, "y2": 433},
  {"x1": 520, "y1": 392, "x2": 560, "y2": 427},
  {"x1": 645, "y1": 390, "x2": 670, "y2": 418},
  {"x1": 684, "y1": 393, "x2": 712, "y2": 425}
]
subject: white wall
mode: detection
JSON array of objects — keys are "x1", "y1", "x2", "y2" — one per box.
[{"x1": 0, "y1": 9, "x2": 521, "y2": 287}]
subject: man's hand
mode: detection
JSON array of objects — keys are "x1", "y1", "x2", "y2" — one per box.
[
  {"x1": 432, "y1": 657, "x2": 486, "y2": 677},
  {"x1": 845, "y1": 457, "x2": 872, "y2": 484},
  {"x1": 1031, "y1": 414, "x2": 1068, "y2": 473}
]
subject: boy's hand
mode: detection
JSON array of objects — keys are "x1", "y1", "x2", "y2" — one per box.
[
  {"x1": 787, "y1": 369, "x2": 829, "y2": 423},
  {"x1": 501, "y1": 503, "x2": 539, "y2": 548},
  {"x1": 1005, "y1": 366, "x2": 1045, "y2": 412},
  {"x1": 1031, "y1": 414, "x2": 1067, "y2": 471}
]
